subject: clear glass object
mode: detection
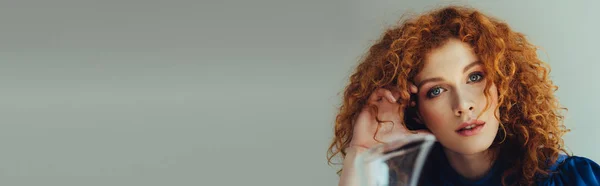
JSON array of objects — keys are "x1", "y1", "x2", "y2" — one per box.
[{"x1": 355, "y1": 134, "x2": 437, "y2": 186}]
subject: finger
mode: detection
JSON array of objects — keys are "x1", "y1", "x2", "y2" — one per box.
[
  {"x1": 369, "y1": 88, "x2": 396, "y2": 104},
  {"x1": 383, "y1": 89, "x2": 397, "y2": 103},
  {"x1": 367, "y1": 89, "x2": 383, "y2": 104},
  {"x1": 409, "y1": 83, "x2": 419, "y2": 94},
  {"x1": 385, "y1": 86, "x2": 402, "y2": 102}
]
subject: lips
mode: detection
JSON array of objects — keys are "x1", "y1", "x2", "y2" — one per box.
[
  {"x1": 455, "y1": 119, "x2": 486, "y2": 136},
  {"x1": 456, "y1": 119, "x2": 486, "y2": 131}
]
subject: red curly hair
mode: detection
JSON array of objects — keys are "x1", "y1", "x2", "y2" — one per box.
[{"x1": 327, "y1": 5, "x2": 569, "y2": 185}]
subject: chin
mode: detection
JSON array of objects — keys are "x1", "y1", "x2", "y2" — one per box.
[{"x1": 445, "y1": 139, "x2": 495, "y2": 155}]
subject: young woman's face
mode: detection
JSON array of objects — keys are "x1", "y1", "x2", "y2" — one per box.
[{"x1": 414, "y1": 38, "x2": 500, "y2": 155}]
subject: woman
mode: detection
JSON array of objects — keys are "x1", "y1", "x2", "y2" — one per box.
[{"x1": 327, "y1": 5, "x2": 600, "y2": 186}]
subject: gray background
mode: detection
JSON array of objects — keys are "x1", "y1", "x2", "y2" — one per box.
[{"x1": 0, "y1": 0, "x2": 598, "y2": 185}]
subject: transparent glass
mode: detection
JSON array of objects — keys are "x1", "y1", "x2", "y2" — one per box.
[{"x1": 355, "y1": 134, "x2": 437, "y2": 186}]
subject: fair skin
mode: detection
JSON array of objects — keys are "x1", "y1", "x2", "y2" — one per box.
[
  {"x1": 339, "y1": 38, "x2": 501, "y2": 186},
  {"x1": 414, "y1": 38, "x2": 500, "y2": 180},
  {"x1": 339, "y1": 86, "x2": 427, "y2": 186}
]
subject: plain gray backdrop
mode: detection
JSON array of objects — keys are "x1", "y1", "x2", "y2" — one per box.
[{"x1": 0, "y1": 0, "x2": 598, "y2": 185}]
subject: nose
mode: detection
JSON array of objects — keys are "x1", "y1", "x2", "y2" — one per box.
[
  {"x1": 453, "y1": 90, "x2": 475, "y2": 117},
  {"x1": 455, "y1": 105, "x2": 474, "y2": 116}
]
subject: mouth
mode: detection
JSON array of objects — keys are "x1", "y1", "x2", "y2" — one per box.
[{"x1": 455, "y1": 119, "x2": 486, "y2": 136}]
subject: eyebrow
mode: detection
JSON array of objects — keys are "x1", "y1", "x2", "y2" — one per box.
[{"x1": 416, "y1": 61, "x2": 482, "y2": 89}]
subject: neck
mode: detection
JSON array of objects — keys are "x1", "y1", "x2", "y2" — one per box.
[{"x1": 443, "y1": 148, "x2": 495, "y2": 181}]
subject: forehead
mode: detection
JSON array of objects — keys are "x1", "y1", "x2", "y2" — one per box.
[{"x1": 415, "y1": 39, "x2": 479, "y2": 81}]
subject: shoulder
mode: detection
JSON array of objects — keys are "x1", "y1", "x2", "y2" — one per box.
[{"x1": 538, "y1": 154, "x2": 600, "y2": 186}]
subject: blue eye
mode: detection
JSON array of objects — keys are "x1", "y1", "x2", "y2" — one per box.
[
  {"x1": 468, "y1": 72, "x2": 484, "y2": 83},
  {"x1": 427, "y1": 86, "x2": 445, "y2": 98}
]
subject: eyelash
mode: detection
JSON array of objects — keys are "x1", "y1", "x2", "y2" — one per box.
[
  {"x1": 425, "y1": 71, "x2": 485, "y2": 98},
  {"x1": 426, "y1": 86, "x2": 445, "y2": 98},
  {"x1": 468, "y1": 71, "x2": 485, "y2": 83}
]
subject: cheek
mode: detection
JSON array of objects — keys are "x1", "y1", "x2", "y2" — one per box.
[
  {"x1": 418, "y1": 99, "x2": 452, "y2": 130},
  {"x1": 488, "y1": 85, "x2": 500, "y2": 116},
  {"x1": 490, "y1": 84, "x2": 499, "y2": 102},
  {"x1": 484, "y1": 84, "x2": 500, "y2": 108}
]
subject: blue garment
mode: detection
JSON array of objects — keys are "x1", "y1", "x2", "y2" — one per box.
[
  {"x1": 420, "y1": 147, "x2": 600, "y2": 186},
  {"x1": 539, "y1": 155, "x2": 600, "y2": 185}
]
